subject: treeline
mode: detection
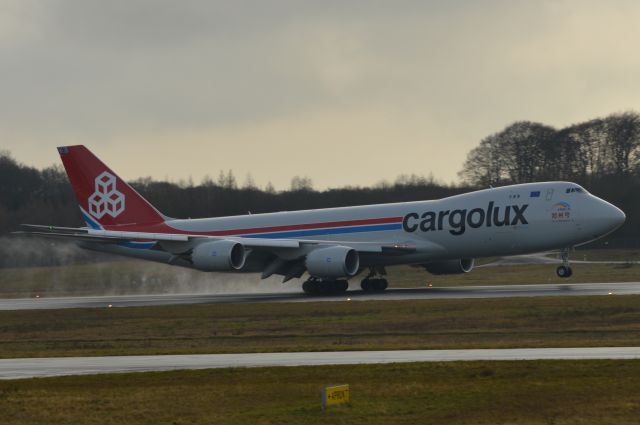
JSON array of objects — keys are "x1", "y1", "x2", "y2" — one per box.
[
  {"x1": 1, "y1": 110, "x2": 639, "y2": 246},
  {"x1": 460, "y1": 111, "x2": 640, "y2": 186},
  {"x1": 459, "y1": 111, "x2": 640, "y2": 245}
]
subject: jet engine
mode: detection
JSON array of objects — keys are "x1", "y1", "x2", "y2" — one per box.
[
  {"x1": 305, "y1": 246, "x2": 360, "y2": 278},
  {"x1": 191, "y1": 240, "x2": 247, "y2": 271},
  {"x1": 422, "y1": 258, "x2": 474, "y2": 275}
]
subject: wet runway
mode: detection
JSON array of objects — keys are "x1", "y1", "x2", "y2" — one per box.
[
  {"x1": 0, "y1": 282, "x2": 639, "y2": 310},
  {"x1": 2, "y1": 347, "x2": 640, "y2": 379}
]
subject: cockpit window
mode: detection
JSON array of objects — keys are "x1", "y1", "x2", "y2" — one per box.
[{"x1": 565, "y1": 186, "x2": 586, "y2": 194}]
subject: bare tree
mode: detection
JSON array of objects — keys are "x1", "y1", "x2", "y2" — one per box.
[
  {"x1": 603, "y1": 111, "x2": 640, "y2": 176},
  {"x1": 459, "y1": 131, "x2": 509, "y2": 186},
  {"x1": 264, "y1": 182, "x2": 276, "y2": 194},
  {"x1": 290, "y1": 176, "x2": 313, "y2": 191},
  {"x1": 217, "y1": 170, "x2": 237, "y2": 189},
  {"x1": 243, "y1": 173, "x2": 257, "y2": 190}
]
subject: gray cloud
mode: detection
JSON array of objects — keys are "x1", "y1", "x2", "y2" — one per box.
[{"x1": 1, "y1": 0, "x2": 639, "y2": 188}]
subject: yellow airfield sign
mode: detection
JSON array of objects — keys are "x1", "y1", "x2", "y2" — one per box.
[{"x1": 322, "y1": 384, "x2": 350, "y2": 410}]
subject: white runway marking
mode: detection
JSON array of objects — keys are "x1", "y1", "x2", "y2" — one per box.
[{"x1": 2, "y1": 347, "x2": 640, "y2": 380}]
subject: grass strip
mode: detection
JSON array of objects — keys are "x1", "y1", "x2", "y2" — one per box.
[
  {"x1": 1, "y1": 360, "x2": 640, "y2": 424},
  {"x1": 1, "y1": 295, "x2": 640, "y2": 358}
]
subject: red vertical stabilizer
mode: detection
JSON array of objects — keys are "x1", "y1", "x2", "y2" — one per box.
[{"x1": 57, "y1": 145, "x2": 166, "y2": 228}]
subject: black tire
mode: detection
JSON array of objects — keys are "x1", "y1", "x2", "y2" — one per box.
[
  {"x1": 376, "y1": 279, "x2": 388, "y2": 291},
  {"x1": 302, "y1": 280, "x2": 316, "y2": 294},
  {"x1": 304, "y1": 280, "x2": 348, "y2": 295},
  {"x1": 317, "y1": 281, "x2": 333, "y2": 295},
  {"x1": 333, "y1": 280, "x2": 349, "y2": 293},
  {"x1": 361, "y1": 278, "x2": 388, "y2": 292},
  {"x1": 361, "y1": 279, "x2": 372, "y2": 291},
  {"x1": 556, "y1": 266, "x2": 571, "y2": 278},
  {"x1": 371, "y1": 278, "x2": 388, "y2": 291}
]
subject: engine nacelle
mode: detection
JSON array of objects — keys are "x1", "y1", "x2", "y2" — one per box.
[
  {"x1": 423, "y1": 258, "x2": 474, "y2": 275},
  {"x1": 305, "y1": 246, "x2": 360, "y2": 279},
  {"x1": 191, "y1": 240, "x2": 247, "y2": 271}
]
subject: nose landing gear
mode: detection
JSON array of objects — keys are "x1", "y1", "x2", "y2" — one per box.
[{"x1": 556, "y1": 248, "x2": 573, "y2": 278}]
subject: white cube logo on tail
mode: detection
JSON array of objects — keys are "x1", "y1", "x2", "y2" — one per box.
[{"x1": 88, "y1": 172, "x2": 125, "y2": 219}]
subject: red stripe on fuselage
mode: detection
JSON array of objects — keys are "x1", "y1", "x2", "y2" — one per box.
[{"x1": 104, "y1": 216, "x2": 403, "y2": 236}]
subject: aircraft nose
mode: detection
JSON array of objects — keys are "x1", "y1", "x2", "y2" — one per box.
[
  {"x1": 587, "y1": 197, "x2": 625, "y2": 236},
  {"x1": 596, "y1": 199, "x2": 626, "y2": 232},
  {"x1": 608, "y1": 204, "x2": 626, "y2": 229}
]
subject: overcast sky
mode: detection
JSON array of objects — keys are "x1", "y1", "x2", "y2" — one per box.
[{"x1": 2, "y1": 0, "x2": 639, "y2": 189}]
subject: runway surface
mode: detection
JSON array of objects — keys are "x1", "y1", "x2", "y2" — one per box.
[
  {"x1": 481, "y1": 252, "x2": 640, "y2": 266},
  {"x1": 2, "y1": 347, "x2": 640, "y2": 379},
  {"x1": 1, "y1": 281, "x2": 639, "y2": 310}
]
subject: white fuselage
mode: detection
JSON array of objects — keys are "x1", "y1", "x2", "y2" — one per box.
[{"x1": 99, "y1": 181, "x2": 624, "y2": 269}]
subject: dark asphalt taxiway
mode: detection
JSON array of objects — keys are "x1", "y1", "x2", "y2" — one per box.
[{"x1": 0, "y1": 281, "x2": 639, "y2": 310}]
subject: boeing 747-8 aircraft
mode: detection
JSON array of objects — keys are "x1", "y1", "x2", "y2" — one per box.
[{"x1": 19, "y1": 146, "x2": 626, "y2": 294}]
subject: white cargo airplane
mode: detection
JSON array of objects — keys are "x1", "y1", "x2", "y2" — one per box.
[{"x1": 19, "y1": 145, "x2": 626, "y2": 294}]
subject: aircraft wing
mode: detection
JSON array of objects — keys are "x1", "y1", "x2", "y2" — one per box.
[{"x1": 14, "y1": 224, "x2": 417, "y2": 254}]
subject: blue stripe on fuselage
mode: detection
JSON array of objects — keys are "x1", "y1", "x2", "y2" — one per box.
[
  {"x1": 81, "y1": 210, "x2": 102, "y2": 230},
  {"x1": 243, "y1": 223, "x2": 402, "y2": 239},
  {"x1": 80, "y1": 209, "x2": 155, "y2": 250}
]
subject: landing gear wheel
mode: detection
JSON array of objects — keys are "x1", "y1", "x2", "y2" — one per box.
[
  {"x1": 333, "y1": 279, "x2": 349, "y2": 293},
  {"x1": 361, "y1": 278, "x2": 388, "y2": 292},
  {"x1": 361, "y1": 280, "x2": 370, "y2": 291},
  {"x1": 360, "y1": 266, "x2": 389, "y2": 292},
  {"x1": 374, "y1": 279, "x2": 388, "y2": 291},
  {"x1": 302, "y1": 278, "x2": 349, "y2": 295},
  {"x1": 302, "y1": 279, "x2": 319, "y2": 295},
  {"x1": 556, "y1": 265, "x2": 572, "y2": 278},
  {"x1": 557, "y1": 248, "x2": 573, "y2": 278}
]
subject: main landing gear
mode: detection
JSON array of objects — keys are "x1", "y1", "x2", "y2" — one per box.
[
  {"x1": 360, "y1": 266, "x2": 388, "y2": 292},
  {"x1": 556, "y1": 248, "x2": 573, "y2": 278},
  {"x1": 301, "y1": 266, "x2": 391, "y2": 295},
  {"x1": 302, "y1": 277, "x2": 349, "y2": 295}
]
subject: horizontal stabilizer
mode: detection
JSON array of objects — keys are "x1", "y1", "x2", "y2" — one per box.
[{"x1": 12, "y1": 231, "x2": 123, "y2": 244}]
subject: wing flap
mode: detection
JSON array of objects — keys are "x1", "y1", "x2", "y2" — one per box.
[{"x1": 87, "y1": 229, "x2": 189, "y2": 242}]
